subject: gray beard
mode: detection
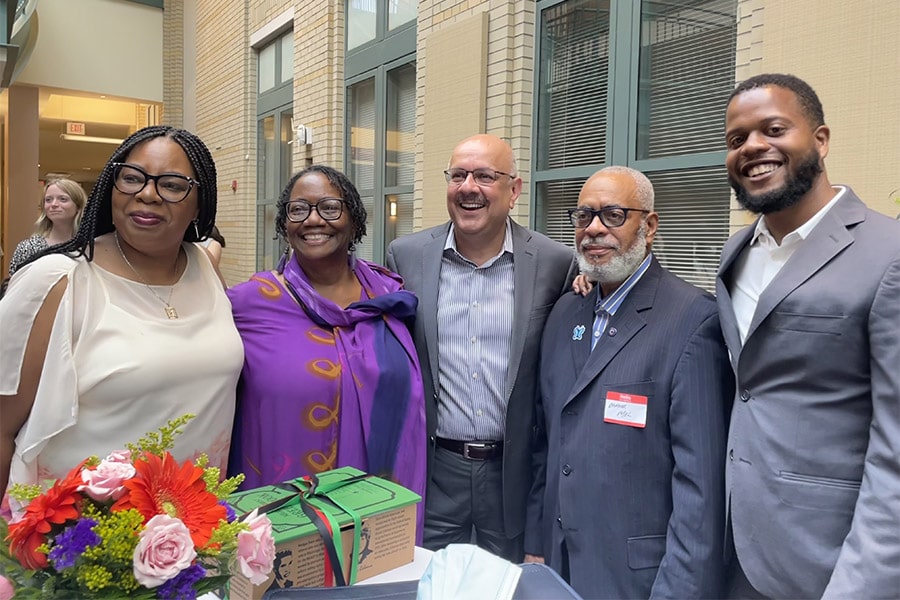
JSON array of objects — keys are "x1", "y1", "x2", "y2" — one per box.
[{"x1": 578, "y1": 225, "x2": 648, "y2": 291}]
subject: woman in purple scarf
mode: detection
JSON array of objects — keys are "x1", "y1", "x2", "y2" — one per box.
[{"x1": 227, "y1": 165, "x2": 426, "y2": 537}]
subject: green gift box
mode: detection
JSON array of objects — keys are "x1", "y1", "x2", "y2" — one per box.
[{"x1": 227, "y1": 467, "x2": 420, "y2": 600}]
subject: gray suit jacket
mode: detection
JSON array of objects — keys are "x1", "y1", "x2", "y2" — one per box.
[
  {"x1": 527, "y1": 257, "x2": 731, "y2": 599},
  {"x1": 386, "y1": 220, "x2": 577, "y2": 538},
  {"x1": 717, "y1": 188, "x2": 900, "y2": 599}
]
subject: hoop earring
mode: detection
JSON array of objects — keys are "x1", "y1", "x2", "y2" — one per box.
[{"x1": 192, "y1": 219, "x2": 200, "y2": 239}]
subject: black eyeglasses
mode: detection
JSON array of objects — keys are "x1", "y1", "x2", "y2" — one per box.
[
  {"x1": 444, "y1": 168, "x2": 515, "y2": 186},
  {"x1": 285, "y1": 198, "x2": 345, "y2": 223},
  {"x1": 112, "y1": 163, "x2": 199, "y2": 204},
  {"x1": 567, "y1": 206, "x2": 650, "y2": 229}
]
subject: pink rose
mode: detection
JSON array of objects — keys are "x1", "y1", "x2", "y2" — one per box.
[
  {"x1": 133, "y1": 514, "x2": 197, "y2": 588},
  {"x1": 235, "y1": 509, "x2": 276, "y2": 585},
  {"x1": 105, "y1": 449, "x2": 132, "y2": 463},
  {"x1": 79, "y1": 455, "x2": 136, "y2": 501},
  {"x1": 0, "y1": 575, "x2": 14, "y2": 600}
]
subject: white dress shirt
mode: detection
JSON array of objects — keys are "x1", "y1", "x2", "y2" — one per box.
[{"x1": 730, "y1": 187, "x2": 846, "y2": 343}]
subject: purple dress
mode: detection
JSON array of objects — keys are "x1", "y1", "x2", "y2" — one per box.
[{"x1": 227, "y1": 255, "x2": 427, "y2": 539}]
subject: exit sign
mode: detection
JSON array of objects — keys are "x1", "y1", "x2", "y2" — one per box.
[{"x1": 66, "y1": 122, "x2": 86, "y2": 135}]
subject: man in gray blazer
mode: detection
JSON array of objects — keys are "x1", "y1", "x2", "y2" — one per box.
[
  {"x1": 526, "y1": 166, "x2": 731, "y2": 598},
  {"x1": 719, "y1": 73, "x2": 900, "y2": 598},
  {"x1": 386, "y1": 134, "x2": 576, "y2": 561}
]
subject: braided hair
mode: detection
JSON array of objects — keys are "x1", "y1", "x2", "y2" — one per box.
[
  {"x1": 20, "y1": 125, "x2": 218, "y2": 269},
  {"x1": 274, "y1": 164, "x2": 368, "y2": 249}
]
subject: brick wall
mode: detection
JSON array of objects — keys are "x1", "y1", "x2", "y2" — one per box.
[{"x1": 417, "y1": 0, "x2": 536, "y2": 230}]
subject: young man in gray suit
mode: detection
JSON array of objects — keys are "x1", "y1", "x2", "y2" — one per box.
[
  {"x1": 386, "y1": 134, "x2": 576, "y2": 561},
  {"x1": 719, "y1": 73, "x2": 900, "y2": 598},
  {"x1": 525, "y1": 166, "x2": 731, "y2": 598}
]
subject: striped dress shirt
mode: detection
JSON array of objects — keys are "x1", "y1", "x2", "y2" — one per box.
[
  {"x1": 435, "y1": 221, "x2": 515, "y2": 441},
  {"x1": 591, "y1": 253, "x2": 653, "y2": 351}
]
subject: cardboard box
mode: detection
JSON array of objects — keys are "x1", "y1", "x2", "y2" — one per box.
[{"x1": 227, "y1": 467, "x2": 420, "y2": 600}]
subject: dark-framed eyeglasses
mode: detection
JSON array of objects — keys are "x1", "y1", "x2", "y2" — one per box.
[
  {"x1": 112, "y1": 163, "x2": 199, "y2": 204},
  {"x1": 444, "y1": 168, "x2": 514, "y2": 187},
  {"x1": 285, "y1": 198, "x2": 345, "y2": 223},
  {"x1": 567, "y1": 206, "x2": 651, "y2": 229}
]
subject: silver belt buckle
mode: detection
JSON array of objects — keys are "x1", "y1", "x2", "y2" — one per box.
[{"x1": 463, "y1": 442, "x2": 489, "y2": 460}]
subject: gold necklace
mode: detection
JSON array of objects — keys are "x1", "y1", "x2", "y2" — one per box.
[{"x1": 114, "y1": 232, "x2": 180, "y2": 319}]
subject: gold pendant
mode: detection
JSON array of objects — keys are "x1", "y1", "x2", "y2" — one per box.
[{"x1": 165, "y1": 306, "x2": 179, "y2": 319}]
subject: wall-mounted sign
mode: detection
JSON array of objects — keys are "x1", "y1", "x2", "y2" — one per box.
[{"x1": 66, "y1": 122, "x2": 86, "y2": 135}]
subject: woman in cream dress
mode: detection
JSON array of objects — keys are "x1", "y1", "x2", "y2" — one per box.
[{"x1": 0, "y1": 126, "x2": 243, "y2": 514}]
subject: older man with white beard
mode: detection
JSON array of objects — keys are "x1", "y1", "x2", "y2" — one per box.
[{"x1": 524, "y1": 166, "x2": 733, "y2": 599}]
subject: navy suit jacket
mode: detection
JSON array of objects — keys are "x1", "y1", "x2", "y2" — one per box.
[
  {"x1": 386, "y1": 220, "x2": 577, "y2": 539},
  {"x1": 527, "y1": 257, "x2": 732, "y2": 599}
]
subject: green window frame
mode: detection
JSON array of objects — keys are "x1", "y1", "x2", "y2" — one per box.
[
  {"x1": 533, "y1": 0, "x2": 737, "y2": 291},
  {"x1": 256, "y1": 31, "x2": 294, "y2": 271},
  {"x1": 344, "y1": 1, "x2": 417, "y2": 264}
]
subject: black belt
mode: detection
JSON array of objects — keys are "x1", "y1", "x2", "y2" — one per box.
[{"x1": 435, "y1": 437, "x2": 503, "y2": 460}]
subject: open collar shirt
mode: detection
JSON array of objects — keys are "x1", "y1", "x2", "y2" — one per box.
[
  {"x1": 730, "y1": 186, "x2": 845, "y2": 343},
  {"x1": 435, "y1": 220, "x2": 515, "y2": 441},
  {"x1": 591, "y1": 253, "x2": 653, "y2": 351}
]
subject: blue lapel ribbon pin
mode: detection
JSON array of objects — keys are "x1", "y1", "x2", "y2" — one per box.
[{"x1": 572, "y1": 325, "x2": 586, "y2": 341}]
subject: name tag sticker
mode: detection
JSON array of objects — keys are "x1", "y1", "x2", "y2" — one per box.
[{"x1": 603, "y1": 391, "x2": 648, "y2": 428}]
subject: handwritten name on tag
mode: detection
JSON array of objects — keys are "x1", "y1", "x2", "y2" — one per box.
[{"x1": 603, "y1": 391, "x2": 648, "y2": 428}]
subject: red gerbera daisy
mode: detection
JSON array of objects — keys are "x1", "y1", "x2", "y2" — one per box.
[
  {"x1": 112, "y1": 451, "x2": 225, "y2": 548},
  {"x1": 7, "y1": 462, "x2": 85, "y2": 569}
]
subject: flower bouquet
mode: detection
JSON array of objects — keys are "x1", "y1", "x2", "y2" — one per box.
[{"x1": 0, "y1": 415, "x2": 275, "y2": 599}]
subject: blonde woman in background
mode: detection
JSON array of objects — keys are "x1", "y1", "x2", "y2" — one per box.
[{"x1": 9, "y1": 178, "x2": 86, "y2": 276}]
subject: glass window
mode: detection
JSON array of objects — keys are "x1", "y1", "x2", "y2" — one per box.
[
  {"x1": 537, "y1": 0, "x2": 611, "y2": 170},
  {"x1": 348, "y1": 78, "x2": 376, "y2": 192},
  {"x1": 534, "y1": 0, "x2": 737, "y2": 291},
  {"x1": 257, "y1": 115, "x2": 277, "y2": 201},
  {"x1": 385, "y1": 63, "x2": 415, "y2": 188},
  {"x1": 388, "y1": 0, "x2": 417, "y2": 30},
  {"x1": 256, "y1": 204, "x2": 282, "y2": 272},
  {"x1": 348, "y1": 0, "x2": 377, "y2": 50},
  {"x1": 636, "y1": 0, "x2": 736, "y2": 159},
  {"x1": 281, "y1": 111, "x2": 293, "y2": 183},
  {"x1": 258, "y1": 43, "x2": 276, "y2": 92},
  {"x1": 648, "y1": 166, "x2": 731, "y2": 291},
  {"x1": 384, "y1": 192, "x2": 414, "y2": 252},
  {"x1": 258, "y1": 31, "x2": 292, "y2": 93},
  {"x1": 256, "y1": 27, "x2": 294, "y2": 270},
  {"x1": 345, "y1": 2, "x2": 416, "y2": 264},
  {"x1": 255, "y1": 109, "x2": 292, "y2": 270},
  {"x1": 355, "y1": 195, "x2": 376, "y2": 261},
  {"x1": 536, "y1": 179, "x2": 583, "y2": 249},
  {"x1": 281, "y1": 33, "x2": 293, "y2": 84}
]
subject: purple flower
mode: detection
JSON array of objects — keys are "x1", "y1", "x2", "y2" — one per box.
[
  {"x1": 156, "y1": 563, "x2": 206, "y2": 600},
  {"x1": 48, "y1": 518, "x2": 101, "y2": 570},
  {"x1": 220, "y1": 500, "x2": 236, "y2": 523}
]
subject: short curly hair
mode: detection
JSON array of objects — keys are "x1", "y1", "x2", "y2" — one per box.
[
  {"x1": 275, "y1": 165, "x2": 367, "y2": 249},
  {"x1": 729, "y1": 73, "x2": 825, "y2": 128},
  {"x1": 19, "y1": 125, "x2": 218, "y2": 269}
]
